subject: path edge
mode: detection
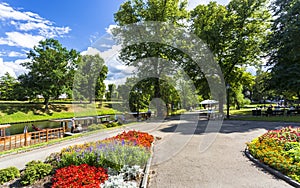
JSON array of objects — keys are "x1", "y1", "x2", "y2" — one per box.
[
  {"x1": 245, "y1": 147, "x2": 300, "y2": 187},
  {"x1": 140, "y1": 141, "x2": 154, "y2": 188}
]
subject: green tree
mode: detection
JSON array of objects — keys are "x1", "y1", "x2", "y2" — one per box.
[
  {"x1": 73, "y1": 54, "x2": 107, "y2": 103},
  {"x1": 0, "y1": 72, "x2": 17, "y2": 100},
  {"x1": 106, "y1": 84, "x2": 117, "y2": 101},
  {"x1": 20, "y1": 38, "x2": 80, "y2": 110},
  {"x1": 267, "y1": 0, "x2": 300, "y2": 98},
  {"x1": 114, "y1": 0, "x2": 189, "y2": 116},
  {"x1": 190, "y1": 0, "x2": 271, "y2": 106}
]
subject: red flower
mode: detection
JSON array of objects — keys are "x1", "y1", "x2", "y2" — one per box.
[{"x1": 51, "y1": 164, "x2": 108, "y2": 188}]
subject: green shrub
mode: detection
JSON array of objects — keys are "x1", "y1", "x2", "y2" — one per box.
[
  {"x1": 87, "y1": 124, "x2": 107, "y2": 131},
  {"x1": 20, "y1": 160, "x2": 53, "y2": 186},
  {"x1": 106, "y1": 122, "x2": 121, "y2": 128},
  {"x1": 0, "y1": 167, "x2": 20, "y2": 185}
]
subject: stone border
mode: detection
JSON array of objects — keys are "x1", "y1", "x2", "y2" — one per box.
[
  {"x1": 140, "y1": 142, "x2": 154, "y2": 188},
  {"x1": 245, "y1": 148, "x2": 300, "y2": 187}
]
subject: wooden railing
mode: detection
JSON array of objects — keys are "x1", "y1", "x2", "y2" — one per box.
[{"x1": 0, "y1": 127, "x2": 64, "y2": 151}]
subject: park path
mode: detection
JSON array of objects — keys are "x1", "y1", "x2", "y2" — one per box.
[
  {"x1": 148, "y1": 119, "x2": 298, "y2": 188},
  {"x1": 0, "y1": 116, "x2": 297, "y2": 187}
]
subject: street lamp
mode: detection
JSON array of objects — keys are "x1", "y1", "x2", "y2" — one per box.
[{"x1": 226, "y1": 84, "x2": 230, "y2": 119}]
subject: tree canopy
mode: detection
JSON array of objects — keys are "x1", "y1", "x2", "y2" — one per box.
[
  {"x1": 73, "y1": 54, "x2": 108, "y2": 103},
  {"x1": 267, "y1": 0, "x2": 300, "y2": 98},
  {"x1": 20, "y1": 38, "x2": 80, "y2": 109}
]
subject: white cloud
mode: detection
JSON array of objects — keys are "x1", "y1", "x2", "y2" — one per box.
[
  {"x1": 0, "y1": 32, "x2": 44, "y2": 48},
  {"x1": 105, "y1": 24, "x2": 118, "y2": 35},
  {"x1": 0, "y1": 3, "x2": 41, "y2": 22},
  {"x1": 0, "y1": 2, "x2": 71, "y2": 49},
  {"x1": 0, "y1": 58, "x2": 28, "y2": 78},
  {"x1": 8, "y1": 51, "x2": 26, "y2": 57},
  {"x1": 80, "y1": 47, "x2": 102, "y2": 56}
]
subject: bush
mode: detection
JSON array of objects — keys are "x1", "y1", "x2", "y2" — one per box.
[
  {"x1": 0, "y1": 167, "x2": 20, "y2": 185},
  {"x1": 87, "y1": 124, "x2": 107, "y2": 131},
  {"x1": 106, "y1": 122, "x2": 121, "y2": 128},
  {"x1": 52, "y1": 164, "x2": 108, "y2": 187},
  {"x1": 20, "y1": 160, "x2": 53, "y2": 186}
]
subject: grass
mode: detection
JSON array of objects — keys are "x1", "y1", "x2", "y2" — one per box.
[
  {"x1": 0, "y1": 102, "x2": 119, "y2": 124},
  {"x1": 229, "y1": 106, "x2": 300, "y2": 122}
]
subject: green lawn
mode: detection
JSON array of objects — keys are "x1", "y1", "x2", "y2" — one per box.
[
  {"x1": 0, "y1": 101, "x2": 118, "y2": 124},
  {"x1": 230, "y1": 106, "x2": 300, "y2": 122}
]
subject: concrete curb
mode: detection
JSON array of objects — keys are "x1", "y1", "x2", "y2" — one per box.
[
  {"x1": 140, "y1": 142, "x2": 154, "y2": 188},
  {"x1": 245, "y1": 148, "x2": 300, "y2": 187}
]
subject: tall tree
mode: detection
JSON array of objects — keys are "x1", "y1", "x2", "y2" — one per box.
[
  {"x1": 267, "y1": 0, "x2": 300, "y2": 98},
  {"x1": 20, "y1": 38, "x2": 80, "y2": 110},
  {"x1": 190, "y1": 0, "x2": 271, "y2": 104},
  {"x1": 114, "y1": 0, "x2": 189, "y2": 116},
  {"x1": 73, "y1": 54, "x2": 108, "y2": 103},
  {"x1": 0, "y1": 72, "x2": 17, "y2": 100}
]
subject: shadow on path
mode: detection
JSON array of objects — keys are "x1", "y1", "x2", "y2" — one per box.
[{"x1": 159, "y1": 114, "x2": 300, "y2": 135}]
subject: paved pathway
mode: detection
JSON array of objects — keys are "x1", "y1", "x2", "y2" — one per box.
[
  {"x1": 0, "y1": 116, "x2": 298, "y2": 187},
  {"x1": 148, "y1": 119, "x2": 298, "y2": 188}
]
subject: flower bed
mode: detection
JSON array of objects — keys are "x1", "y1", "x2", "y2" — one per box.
[
  {"x1": 247, "y1": 126, "x2": 300, "y2": 182},
  {"x1": 0, "y1": 130, "x2": 154, "y2": 187}
]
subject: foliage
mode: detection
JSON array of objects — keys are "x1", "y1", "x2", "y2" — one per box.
[
  {"x1": 73, "y1": 54, "x2": 108, "y2": 103},
  {"x1": 190, "y1": 0, "x2": 270, "y2": 104},
  {"x1": 247, "y1": 126, "x2": 300, "y2": 182},
  {"x1": 20, "y1": 160, "x2": 53, "y2": 185},
  {"x1": 51, "y1": 164, "x2": 108, "y2": 187},
  {"x1": 113, "y1": 0, "x2": 190, "y2": 116},
  {"x1": 120, "y1": 165, "x2": 143, "y2": 181},
  {"x1": 0, "y1": 167, "x2": 20, "y2": 185},
  {"x1": 101, "y1": 174, "x2": 137, "y2": 188},
  {"x1": 0, "y1": 72, "x2": 18, "y2": 100},
  {"x1": 101, "y1": 164, "x2": 143, "y2": 187},
  {"x1": 106, "y1": 84, "x2": 117, "y2": 101},
  {"x1": 106, "y1": 122, "x2": 121, "y2": 128},
  {"x1": 267, "y1": 0, "x2": 300, "y2": 97},
  {"x1": 87, "y1": 123, "x2": 107, "y2": 131},
  {"x1": 46, "y1": 131, "x2": 153, "y2": 171},
  {"x1": 19, "y1": 38, "x2": 80, "y2": 110}
]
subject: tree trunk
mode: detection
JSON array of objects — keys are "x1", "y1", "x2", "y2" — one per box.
[{"x1": 44, "y1": 97, "x2": 50, "y2": 110}]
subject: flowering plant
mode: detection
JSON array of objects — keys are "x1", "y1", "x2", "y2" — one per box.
[
  {"x1": 51, "y1": 164, "x2": 108, "y2": 187},
  {"x1": 259, "y1": 126, "x2": 300, "y2": 143},
  {"x1": 110, "y1": 130, "x2": 154, "y2": 148},
  {"x1": 247, "y1": 126, "x2": 300, "y2": 182}
]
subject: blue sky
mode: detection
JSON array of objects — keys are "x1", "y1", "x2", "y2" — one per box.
[{"x1": 0, "y1": 0, "x2": 229, "y2": 81}]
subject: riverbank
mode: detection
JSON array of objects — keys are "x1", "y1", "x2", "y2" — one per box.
[{"x1": 0, "y1": 102, "x2": 117, "y2": 124}]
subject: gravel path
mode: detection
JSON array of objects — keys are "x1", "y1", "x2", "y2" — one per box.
[{"x1": 0, "y1": 116, "x2": 298, "y2": 187}]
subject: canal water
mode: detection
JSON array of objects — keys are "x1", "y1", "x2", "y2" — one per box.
[{"x1": 5, "y1": 121, "x2": 61, "y2": 136}]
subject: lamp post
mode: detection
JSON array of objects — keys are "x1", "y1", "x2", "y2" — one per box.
[{"x1": 226, "y1": 84, "x2": 230, "y2": 119}]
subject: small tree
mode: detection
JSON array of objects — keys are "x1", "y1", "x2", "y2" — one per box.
[{"x1": 0, "y1": 72, "x2": 17, "y2": 100}]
